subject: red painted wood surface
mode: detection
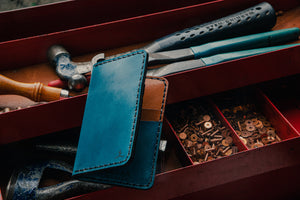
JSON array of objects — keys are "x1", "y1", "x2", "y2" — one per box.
[
  {"x1": 67, "y1": 137, "x2": 300, "y2": 200},
  {"x1": 0, "y1": 0, "x2": 300, "y2": 199}
]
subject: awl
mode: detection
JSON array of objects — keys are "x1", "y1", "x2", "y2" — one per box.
[{"x1": 0, "y1": 74, "x2": 69, "y2": 102}]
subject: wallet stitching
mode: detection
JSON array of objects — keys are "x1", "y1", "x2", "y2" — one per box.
[
  {"x1": 79, "y1": 77, "x2": 168, "y2": 188},
  {"x1": 142, "y1": 77, "x2": 167, "y2": 187},
  {"x1": 75, "y1": 51, "x2": 146, "y2": 173}
]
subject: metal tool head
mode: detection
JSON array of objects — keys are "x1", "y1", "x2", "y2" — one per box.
[
  {"x1": 47, "y1": 45, "x2": 70, "y2": 67},
  {"x1": 5, "y1": 160, "x2": 110, "y2": 200},
  {"x1": 47, "y1": 45, "x2": 105, "y2": 91},
  {"x1": 68, "y1": 74, "x2": 88, "y2": 92},
  {"x1": 48, "y1": 45, "x2": 77, "y2": 80},
  {"x1": 91, "y1": 53, "x2": 105, "y2": 66}
]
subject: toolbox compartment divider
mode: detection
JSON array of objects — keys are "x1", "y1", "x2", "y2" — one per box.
[
  {"x1": 257, "y1": 89, "x2": 300, "y2": 139},
  {"x1": 162, "y1": 118, "x2": 194, "y2": 166},
  {"x1": 210, "y1": 100, "x2": 249, "y2": 151}
]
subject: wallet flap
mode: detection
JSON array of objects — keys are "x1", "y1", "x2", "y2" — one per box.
[
  {"x1": 73, "y1": 76, "x2": 168, "y2": 189},
  {"x1": 73, "y1": 51, "x2": 147, "y2": 173}
]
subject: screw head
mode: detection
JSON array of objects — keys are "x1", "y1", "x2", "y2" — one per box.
[
  {"x1": 263, "y1": 121, "x2": 271, "y2": 127},
  {"x1": 202, "y1": 115, "x2": 211, "y2": 122},
  {"x1": 255, "y1": 120, "x2": 264, "y2": 129},
  {"x1": 179, "y1": 132, "x2": 187, "y2": 140},
  {"x1": 224, "y1": 149, "x2": 233, "y2": 156},
  {"x1": 190, "y1": 134, "x2": 198, "y2": 142},
  {"x1": 239, "y1": 137, "x2": 247, "y2": 145},
  {"x1": 251, "y1": 141, "x2": 264, "y2": 148},
  {"x1": 241, "y1": 130, "x2": 253, "y2": 138},
  {"x1": 204, "y1": 121, "x2": 212, "y2": 129},
  {"x1": 246, "y1": 125, "x2": 256, "y2": 132},
  {"x1": 244, "y1": 119, "x2": 253, "y2": 126},
  {"x1": 258, "y1": 127, "x2": 267, "y2": 135},
  {"x1": 251, "y1": 118, "x2": 259, "y2": 125}
]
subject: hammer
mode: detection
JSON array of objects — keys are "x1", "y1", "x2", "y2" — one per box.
[{"x1": 47, "y1": 45, "x2": 104, "y2": 91}]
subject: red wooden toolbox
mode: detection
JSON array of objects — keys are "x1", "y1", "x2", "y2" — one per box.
[{"x1": 1, "y1": 0, "x2": 300, "y2": 199}]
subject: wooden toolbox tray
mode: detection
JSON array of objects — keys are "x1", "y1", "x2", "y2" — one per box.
[{"x1": 0, "y1": 0, "x2": 300, "y2": 199}]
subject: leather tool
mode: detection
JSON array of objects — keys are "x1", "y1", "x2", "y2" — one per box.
[
  {"x1": 4, "y1": 160, "x2": 110, "y2": 200},
  {"x1": 147, "y1": 28, "x2": 300, "y2": 66},
  {"x1": 48, "y1": 2, "x2": 276, "y2": 90},
  {"x1": 0, "y1": 74, "x2": 69, "y2": 102},
  {"x1": 147, "y1": 43, "x2": 300, "y2": 77},
  {"x1": 47, "y1": 45, "x2": 104, "y2": 91}
]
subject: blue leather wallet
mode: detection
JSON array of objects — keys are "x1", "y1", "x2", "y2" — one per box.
[{"x1": 73, "y1": 50, "x2": 168, "y2": 189}]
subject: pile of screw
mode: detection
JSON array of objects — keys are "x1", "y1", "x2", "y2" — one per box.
[
  {"x1": 222, "y1": 104, "x2": 281, "y2": 149},
  {"x1": 171, "y1": 102, "x2": 238, "y2": 164}
]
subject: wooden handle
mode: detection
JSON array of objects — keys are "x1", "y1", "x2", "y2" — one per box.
[{"x1": 0, "y1": 74, "x2": 66, "y2": 102}]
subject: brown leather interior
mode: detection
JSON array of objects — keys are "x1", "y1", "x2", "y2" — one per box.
[{"x1": 140, "y1": 77, "x2": 168, "y2": 122}]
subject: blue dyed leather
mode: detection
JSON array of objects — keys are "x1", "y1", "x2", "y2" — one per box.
[
  {"x1": 75, "y1": 120, "x2": 163, "y2": 189},
  {"x1": 73, "y1": 50, "x2": 165, "y2": 189},
  {"x1": 73, "y1": 51, "x2": 147, "y2": 172},
  {"x1": 9, "y1": 160, "x2": 72, "y2": 200},
  {"x1": 190, "y1": 28, "x2": 300, "y2": 59}
]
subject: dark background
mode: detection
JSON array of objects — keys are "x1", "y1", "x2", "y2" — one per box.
[{"x1": 0, "y1": 0, "x2": 65, "y2": 11}]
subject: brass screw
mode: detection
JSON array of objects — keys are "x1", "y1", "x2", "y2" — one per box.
[
  {"x1": 195, "y1": 115, "x2": 211, "y2": 125},
  {"x1": 210, "y1": 129, "x2": 219, "y2": 137},
  {"x1": 179, "y1": 132, "x2": 187, "y2": 140},
  {"x1": 251, "y1": 141, "x2": 264, "y2": 148},
  {"x1": 204, "y1": 121, "x2": 213, "y2": 129},
  {"x1": 185, "y1": 140, "x2": 193, "y2": 148},
  {"x1": 178, "y1": 124, "x2": 188, "y2": 133},
  {"x1": 204, "y1": 152, "x2": 209, "y2": 161},
  {"x1": 246, "y1": 125, "x2": 256, "y2": 132},
  {"x1": 201, "y1": 129, "x2": 212, "y2": 136},
  {"x1": 190, "y1": 134, "x2": 198, "y2": 142},
  {"x1": 244, "y1": 120, "x2": 253, "y2": 126}
]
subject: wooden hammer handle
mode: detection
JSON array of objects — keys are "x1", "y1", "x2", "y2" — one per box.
[{"x1": 0, "y1": 74, "x2": 67, "y2": 102}]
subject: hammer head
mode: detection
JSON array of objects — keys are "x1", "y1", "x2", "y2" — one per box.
[
  {"x1": 48, "y1": 45, "x2": 105, "y2": 91},
  {"x1": 48, "y1": 45, "x2": 78, "y2": 80},
  {"x1": 47, "y1": 45, "x2": 70, "y2": 67}
]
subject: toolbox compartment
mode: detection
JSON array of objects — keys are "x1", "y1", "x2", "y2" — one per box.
[
  {"x1": 1, "y1": 0, "x2": 300, "y2": 199},
  {"x1": 260, "y1": 75, "x2": 300, "y2": 133},
  {"x1": 166, "y1": 98, "x2": 248, "y2": 165},
  {"x1": 1, "y1": 0, "x2": 298, "y2": 43},
  {"x1": 0, "y1": 0, "x2": 222, "y2": 42},
  {"x1": 212, "y1": 88, "x2": 300, "y2": 148}
]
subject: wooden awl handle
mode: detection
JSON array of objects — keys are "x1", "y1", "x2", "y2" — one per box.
[{"x1": 0, "y1": 74, "x2": 69, "y2": 102}]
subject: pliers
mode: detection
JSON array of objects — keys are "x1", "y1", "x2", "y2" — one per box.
[{"x1": 146, "y1": 27, "x2": 300, "y2": 77}]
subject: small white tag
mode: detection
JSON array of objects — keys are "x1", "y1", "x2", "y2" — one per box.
[{"x1": 159, "y1": 140, "x2": 167, "y2": 152}]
